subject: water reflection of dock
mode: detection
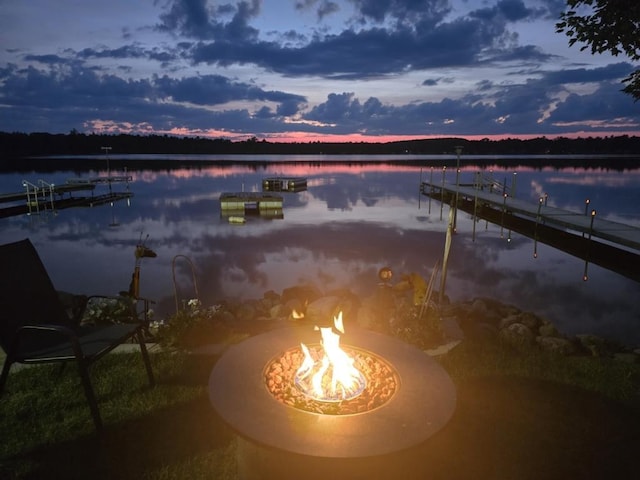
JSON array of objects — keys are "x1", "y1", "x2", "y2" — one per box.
[
  {"x1": 219, "y1": 192, "x2": 284, "y2": 220},
  {"x1": 421, "y1": 180, "x2": 640, "y2": 282}
]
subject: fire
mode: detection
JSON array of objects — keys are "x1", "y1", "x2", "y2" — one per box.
[{"x1": 294, "y1": 312, "x2": 366, "y2": 402}]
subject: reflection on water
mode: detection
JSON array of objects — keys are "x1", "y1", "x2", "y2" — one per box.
[{"x1": 1, "y1": 158, "x2": 639, "y2": 345}]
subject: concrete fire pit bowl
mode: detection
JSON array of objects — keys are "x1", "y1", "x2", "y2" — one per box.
[{"x1": 209, "y1": 325, "x2": 456, "y2": 479}]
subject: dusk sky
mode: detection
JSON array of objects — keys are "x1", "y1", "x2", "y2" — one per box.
[{"x1": 1, "y1": 0, "x2": 639, "y2": 142}]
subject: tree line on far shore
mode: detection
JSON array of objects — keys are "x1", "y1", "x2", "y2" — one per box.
[{"x1": 2, "y1": 131, "x2": 640, "y2": 158}]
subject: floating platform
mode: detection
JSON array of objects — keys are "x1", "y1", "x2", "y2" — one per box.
[
  {"x1": 219, "y1": 192, "x2": 284, "y2": 220},
  {"x1": 262, "y1": 177, "x2": 307, "y2": 192}
]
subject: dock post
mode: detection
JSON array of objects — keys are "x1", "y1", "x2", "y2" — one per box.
[
  {"x1": 428, "y1": 167, "x2": 433, "y2": 214},
  {"x1": 583, "y1": 209, "x2": 597, "y2": 281},
  {"x1": 500, "y1": 193, "x2": 507, "y2": 238},
  {"x1": 439, "y1": 206, "x2": 454, "y2": 306},
  {"x1": 533, "y1": 197, "x2": 543, "y2": 258},
  {"x1": 453, "y1": 146, "x2": 463, "y2": 232},
  {"x1": 440, "y1": 166, "x2": 446, "y2": 221},
  {"x1": 582, "y1": 199, "x2": 590, "y2": 237},
  {"x1": 101, "y1": 146, "x2": 112, "y2": 194},
  {"x1": 418, "y1": 168, "x2": 422, "y2": 209},
  {"x1": 472, "y1": 171, "x2": 479, "y2": 242}
]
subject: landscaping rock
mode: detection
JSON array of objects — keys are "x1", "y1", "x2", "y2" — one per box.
[
  {"x1": 499, "y1": 322, "x2": 535, "y2": 347},
  {"x1": 536, "y1": 336, "x2": 577, "y2": 355}
]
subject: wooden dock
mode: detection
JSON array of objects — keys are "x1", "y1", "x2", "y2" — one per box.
[
  {"x1": 421, "y1": 181, "x2": 640, "y2": 253},
  {"x1": 0, "y1": 176, "x2": 133, "y2": 219},
  {"x1": 0, "y1": 183, "x2": 96, "y2": 204},
  {"x1": 0, "y1": 192, "x2": 133, "y2": 219}
]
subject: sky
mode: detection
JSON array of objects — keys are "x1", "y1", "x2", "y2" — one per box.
[{"x1": 1, "y1": 0, "x2": 639, "y2": 143}]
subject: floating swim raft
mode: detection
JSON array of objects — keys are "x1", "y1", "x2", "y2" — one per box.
[{"x1": 262, "y1": 177, "x2": 307, "y2": 192}]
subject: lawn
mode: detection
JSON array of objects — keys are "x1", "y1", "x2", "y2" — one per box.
[{"x1": 1, "y1": 333, "x2": 639, "y2": 479}]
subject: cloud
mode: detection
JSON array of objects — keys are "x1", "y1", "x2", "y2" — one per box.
[
  {"x1": 157, "y1": 0, "x2": 261, "y2": 41},
  {"x1": 0, "y1": 0, "x2": 638, "y2": 139},
  {"x1": 295, "y1": 0, "x2": 340, "y2": 20}
]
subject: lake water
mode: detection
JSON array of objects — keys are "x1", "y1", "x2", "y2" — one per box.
[{"x1": 1, "y1": 155, "x2": 639, "y2": 346}]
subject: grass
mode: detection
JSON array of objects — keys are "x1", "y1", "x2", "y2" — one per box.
[{"x1": 1, "y1": 334, "x2": 639, "y2": 479}]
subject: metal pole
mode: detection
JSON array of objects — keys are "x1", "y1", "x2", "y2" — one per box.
[
  {"x1": 472, "y1": 172, "x2": 479, "y2": 242},
  {"x1": 583, "y1": 199, "x2": 590, "y2": 237},
  {"x1": 101, "y1": 146, "x2": 112, "y2": 193},
  {"x1": 583, "y1": 209, "x2": 597, "y2": 281},
  {"x1": 500, "y1": 193, "x2": 507, "y2": 238},
  {"x1": 428, "y1": 167, "x2": 433, "y2": 214},
  {"x1": 534, "y1": 197, "x2": 543, "y2": 258},
  {"x1": 439, "y1": 206, "x2": 454, "y2": 305},
  {"x1": 418, "y1": 167, "x2": 422, "y2": 209},
  {"x1": 453, "y1": 146, "x2": 463, "y2": 232},
  {"x1": 440, "y1": 166, "x2": 446, "y2": 221}
]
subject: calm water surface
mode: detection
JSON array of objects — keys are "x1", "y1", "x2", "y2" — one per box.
[{"x1": 1, "y1": 156, "x2": 639, "y2": 345}]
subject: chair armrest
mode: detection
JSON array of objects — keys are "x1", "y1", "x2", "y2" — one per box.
[
  {"x1": 19, "y1": 324, "x2": 76, "y2": 336},
  {"x1": 7, "y1": 324, "x2": 83, "y2": 360}
]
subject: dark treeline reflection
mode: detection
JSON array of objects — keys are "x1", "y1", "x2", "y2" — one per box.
[{"x1": 1, "y1": 158, "x2": 639, "y2": 346}]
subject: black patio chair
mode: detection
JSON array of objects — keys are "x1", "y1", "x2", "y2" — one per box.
[{"x1": 0, "y1": 238, "x2": 155, "y2": 431}]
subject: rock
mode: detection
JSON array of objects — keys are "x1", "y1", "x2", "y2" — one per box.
[
  {"x1": 518, "y1": 311, "x2": 542, "y2": 331},
  {"x1": 536, "y1": 336, "x2": 577, "y2": 355},
  {"x1": 613, "y1": 352, "x2": 639, "y2": 364},
  {"x1": 356, "y1": 299, "x2": 379, "y2": 329},
  {"x1": 499, "y1": 322, "x2": 535, "y2": 347},
  {"x1": 305, "y1": 296, "x2": 344, "y2": 326},
  {"x1": 281, "y1": 284, "x2": 322, "y2": 306},
  {"x1": 269, "y1": 304, "x2": 284, "y2": 319},
  {"x1": 499, "y1": 314, "x2": 521, "y2": 330},
  {"x1": 469, "y1": 298, "x2": 489, "y2": 320},
  {"x1": 234, "y1": 302, "x2": 256, "y2": 321},
  {"x1": 538, "y1": 323, "x2": 560, "y2": 337},
  {"x1": 576, "y1": 334, "x2": 612, "y2": 357},
  {"x1": 263, "y1": 290, "x2": 281, "y2": 303}
]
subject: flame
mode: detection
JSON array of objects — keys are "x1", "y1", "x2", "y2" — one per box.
[
  {"x1": 295, "y1": 311, "x2": 366, "y2": 401},
  {"x1": 291, "y1": 309, "x2": 305, "y2": 319}
]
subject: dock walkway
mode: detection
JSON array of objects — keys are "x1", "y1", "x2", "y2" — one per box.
[{"x1": 421, "y1": 181, "x2": 640, "y2": 252}]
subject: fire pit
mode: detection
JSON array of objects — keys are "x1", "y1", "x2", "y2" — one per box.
[{"x1": 209, "y1": 324, "x2": 456, "y2": 479}]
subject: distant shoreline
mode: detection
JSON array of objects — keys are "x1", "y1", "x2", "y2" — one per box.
[
  {"x1": 2, "y1": 131, "x2": 640, "y2": 161},
  {"x1": 1, "y1": 152, "x2": 639, "y2": 174}
]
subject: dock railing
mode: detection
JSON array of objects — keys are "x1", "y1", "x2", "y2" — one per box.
[{"x1": 22, "y1": 179, "x2": 57, "y2": 215}]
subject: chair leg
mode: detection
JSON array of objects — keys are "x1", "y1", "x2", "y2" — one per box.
[
  {"x1": 75, "y1": 356, "x2": 103, "y2": 431},
  {"x1": 137, "y1": 332, "x2": 155, "y2": 387},
  {"x1": 0, "y1": 358, "x2": 12, "y2": 395}
]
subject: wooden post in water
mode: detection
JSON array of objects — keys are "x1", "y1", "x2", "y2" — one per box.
[
  {"x1": 439, "y1": 205, "x2": 454, "y2": 306},
  {"x1": 533, "y1": 197, "x2": 543, "y2": 258},
  {"x1": 500, "y1": 192, "x2": 507, "y2": 238},
  {"x1": 440, "y1": 166, "x2": 446, "y2": 221},
  {"x1": 428, "y1": 167, "x2": 433, "y2": 214},
  {"x1": 582, "y1": 199, "x2": 590, "y2": 237},
  {"x1": 583, "y1": 209, "x2": 597, "y2": 281},
  {"x1": 453, "y1": 146, "x2": 463, "y2": 232},
  {"x1": 472, "y1": 171, "x2": 479, "y2": 241},
  {"x1": 418, "y1": 168, "x2": 422, "y2": 209}
]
